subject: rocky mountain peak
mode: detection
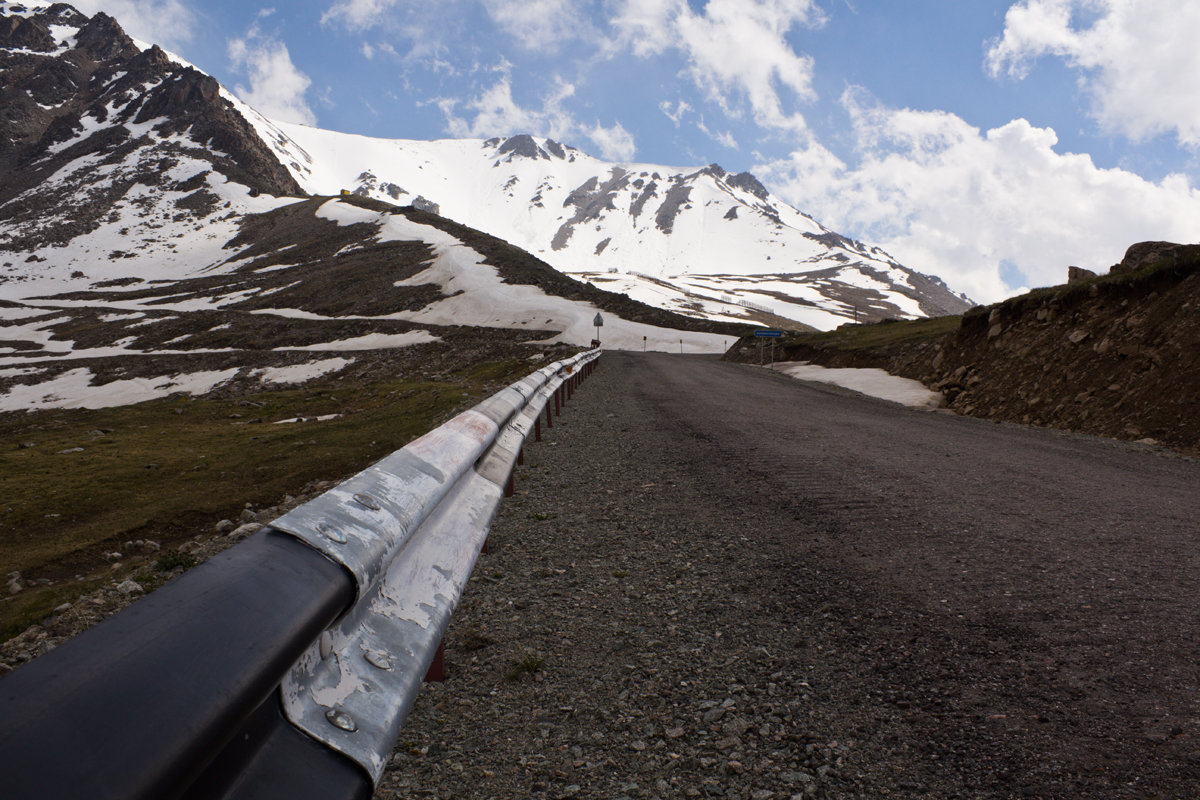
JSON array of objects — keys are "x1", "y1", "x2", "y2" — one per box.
[
  {"x1": 491, "y1": 133, "x2": 574, "y2": 163},
  {"x1": 0, "y1": 0, "x2": 308, "y2": 282},
  {"x1": 726, "y1": 171, "x2": 769, "y2": 200},
  {"x1": 497, "y1": 134, "x2": 548, "y2": 160},
  {"x1": 73, "y1": 11, "x2": 137, "y2": 62}
]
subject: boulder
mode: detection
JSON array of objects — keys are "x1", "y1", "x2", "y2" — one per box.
[
  {"x1": 1110, "y1": 241, "x2": 1186, "y2": 275},
  {"x1": 1067, "y1": 266, "x2": 1097, "y2": 284}
]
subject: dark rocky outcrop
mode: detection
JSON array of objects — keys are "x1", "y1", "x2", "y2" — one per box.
[
  {"x1": 1068, "y1": 266, "x2": 1097, "y2": 284},
  {"x1": 726, "y1": 171, "x2": 769, "y2": 200},
  {"x1": 654, "y1": 180, "x2": 692, "y2": 234},
  {"x1": 0, "y1": 2, "x2": 302, "y2": 253},
  {"x1": 497, "y1": 134, "x2": 547, "y2": 161},
  {"x1": 1110, "y1": 241, "x2": 1187, "y2": 275},
  {"x1": 552, "y1": 169, "x2": 630, "y2": 250}
]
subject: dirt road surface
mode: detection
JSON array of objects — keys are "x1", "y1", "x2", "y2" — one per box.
[{"x1": 380, "y1": 352, "x2": 1200, "y2": 799}]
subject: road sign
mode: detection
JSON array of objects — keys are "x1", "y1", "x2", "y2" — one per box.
[
  {"x1": 593, "y1": 313, "x2": 604, "y2": 327},
  {"x1": 754, "y1": 329, "x2": 782, "y2": 338}
]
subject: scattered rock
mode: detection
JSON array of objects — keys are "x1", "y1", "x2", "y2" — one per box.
[{"x1": 229, "y1": 522, "x2": 263, "y2": 539}]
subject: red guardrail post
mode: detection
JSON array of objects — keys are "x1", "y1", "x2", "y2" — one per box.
[{"x1": 424, "y1": 641, "x2": 446, "y2": 682}]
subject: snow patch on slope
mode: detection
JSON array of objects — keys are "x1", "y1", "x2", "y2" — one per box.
[{"x1": 773, "y1": 362, "x2": 945, "y2": 409}]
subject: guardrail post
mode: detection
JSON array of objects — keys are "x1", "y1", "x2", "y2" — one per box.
[
  {"x1": 424, "y1": 641, "x2": 446, "y2": 683},
  {"x1": 546, "y1": 401, "x2": 554, "y2": 428},
  {"x1": 504, "y1": 471, "x2": 515, "y2": 498},
  {"x1": 534, "y1": 417, "x2": 542, "y2": 441}
]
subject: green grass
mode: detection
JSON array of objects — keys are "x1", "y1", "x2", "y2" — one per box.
[
  {"x1": 772, "y1": 313, "x2": 962, "y2": 352},
  {"x1": 0, "y1": 361, "x2": 532, "y2": 640},
  {"x1": 505, "y1": 650, "x2": 545, "y2": 681}
]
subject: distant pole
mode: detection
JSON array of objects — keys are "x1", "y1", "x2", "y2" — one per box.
[
  {"x1": 679, "y1": 339, "x2": 683, "y2": 354},
  {"x1": 643, "y1": 336, "x2": 646, "y2": 352}
]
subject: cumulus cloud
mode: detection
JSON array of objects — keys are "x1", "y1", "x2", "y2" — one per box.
[
  {"x1": 228, "y1": 28, "x2": 317, "y2": 125},
  {"x1": 438, "y1": 76, "x2": 637, "y2": 161},
  {"x1": 480, "y1": 0, "x2": 587, "y2": 52},
  {"x1": 757, "y1": 90, "x2": 1200, "y2": 303},
  {"x1": 62, "y1": 0, "x2": 196, "y2": 50},
  {"x1": 987, "y1": 0, "x2": 1200, "y2": 147},
  {"x1": 320, "y1": 0, "x2": 399, "y2": 32},
  {"x1": 588, "y1": 121, "x2": 636, "y2": 161},
  {"x1": 610, "y1": 0, "x2": 824, "y2": 133}
]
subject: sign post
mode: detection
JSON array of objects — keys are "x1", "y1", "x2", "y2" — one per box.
[
  {"x1": 753, "y1": 329, "x2": 783, "y2": 366},
  {"x1": 592, "y1": 313, "x2": 603, "y2": 347}
]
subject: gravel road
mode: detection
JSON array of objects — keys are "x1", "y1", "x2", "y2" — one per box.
[{"x1": 376, "y1": 351, "x2": 1200, "y2": 800}]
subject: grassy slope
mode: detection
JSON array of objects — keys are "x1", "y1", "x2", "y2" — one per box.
[{"x1": 0, "y1": 356, "x2": 534, "y2": 640}]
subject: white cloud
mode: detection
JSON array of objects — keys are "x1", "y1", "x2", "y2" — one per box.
[
  {"x1": 321, "y1": 0, "x2": 399, "y2": 32},
  {"x1": 757, "y1": 91, "x2": 1200, "y2": 303},
  {"x1": 442, "y1": 77, "x2": 576, "y2": 139},
  {"x1": 610, "y1": 0, "x2": 824, "y2": 133},
  {"x1": 480, "y1": 0, "x2": 585, "y2": 52},
  {"x1": 228, "y1": 29, "x2": 317, "y2": 125},
  {"x1": 660, "y1": 99, "x2": 691, "y2": 125},
  {"x1": 588, "y1": 121, "x2": 636, "y2": 161},
  {"x1": 987, "y1": 0, "x2": 1200, "y2": 147},
  {"x1": 697, "y1": 117, "x2": 738, "y2": 150},
  {"x1": 62, "y1": 0, "x2": 196, "y2": 50},
  {"x1": 438, "y1": 76, "x2": 637, "y2": 161}
]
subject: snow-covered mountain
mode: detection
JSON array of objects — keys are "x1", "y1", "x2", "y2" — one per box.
[
  {"x1": 0, "y1": 3, "x2": 757, "y2": 410},
  {"x1": 0, "y1": 0, "x2": 973, "y2": 415},
  {"x1": 249, "y1": 124, "x2": 972, "y2": 329}
]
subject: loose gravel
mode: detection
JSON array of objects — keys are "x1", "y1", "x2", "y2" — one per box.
[
  {"x1": 376, "y1": 351, "x2": 1200, "y2": 800},
  {"x1": 376, "y1": 356, "x2": 862, "y2": 800}
]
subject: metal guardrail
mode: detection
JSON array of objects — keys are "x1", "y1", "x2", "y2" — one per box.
[{"x1": 0, "y1": 348, "x2": 601, "y2": 800}]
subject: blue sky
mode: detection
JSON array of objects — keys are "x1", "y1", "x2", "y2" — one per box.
[{"x1": 56, "y1": 0, "x2": 1200, "y2": 302}]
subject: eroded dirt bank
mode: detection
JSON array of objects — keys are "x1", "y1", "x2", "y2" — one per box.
[{"x1": 726, "y1": 243, "x2": 1200, "y2": 457}]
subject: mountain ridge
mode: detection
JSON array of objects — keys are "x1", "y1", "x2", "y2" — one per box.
[{"x1": 0, "y1": 0, "x2": 970, "y2": 354}]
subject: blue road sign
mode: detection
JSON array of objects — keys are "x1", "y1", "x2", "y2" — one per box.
[{"x1": 754, "y1": 330, "x2": 783, "y2": 338}]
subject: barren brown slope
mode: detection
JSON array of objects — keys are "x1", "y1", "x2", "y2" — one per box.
[{"x1": 725, "y1": 242, "x2": 1200, "y2": 457}]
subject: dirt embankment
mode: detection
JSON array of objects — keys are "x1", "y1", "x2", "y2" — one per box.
[{"x1": 727, "y1": 242, "x2": 1200, "y2": 457}]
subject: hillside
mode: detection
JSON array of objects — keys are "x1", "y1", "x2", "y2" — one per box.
[
  {"x1": 252, "y1": 123, "x2": 974, "y2": 329},
  {"x1": 726, "y1": 242, "x2": 1200, "y2": 457}
]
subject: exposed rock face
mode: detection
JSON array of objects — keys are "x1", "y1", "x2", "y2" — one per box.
[
  {"x1": 411, "y1": 195, "x2": 439, "y2": 215},
  {"x1": 0, "y1": 2, "x2": 302, "y2": 254},
  {"x1": 1068, "y1": 266, "x2": 1097, "y2": 284},
  {"x1": 497, "y1": 133, "x2": 546, "y2": 160},
  {"x1": 552, "y1": 169, "x2": 630, "y2": 250},
  {"x1": 726, "y1": 171, "x2": 769, "y2": 200},
  {"x1": 654, "y1": 181, "x2": 692, "y2": 234},
  {"x1": 495, "y1": 134, "x2": 576, "y2": 163},
  {"x1": 1111, "y1": 241, "x2": 1187, "y2": 275}
]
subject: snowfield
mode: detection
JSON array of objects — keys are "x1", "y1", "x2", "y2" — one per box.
[{"x1": 772, "y1": 362, "x2": 946, "y2": 409}]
